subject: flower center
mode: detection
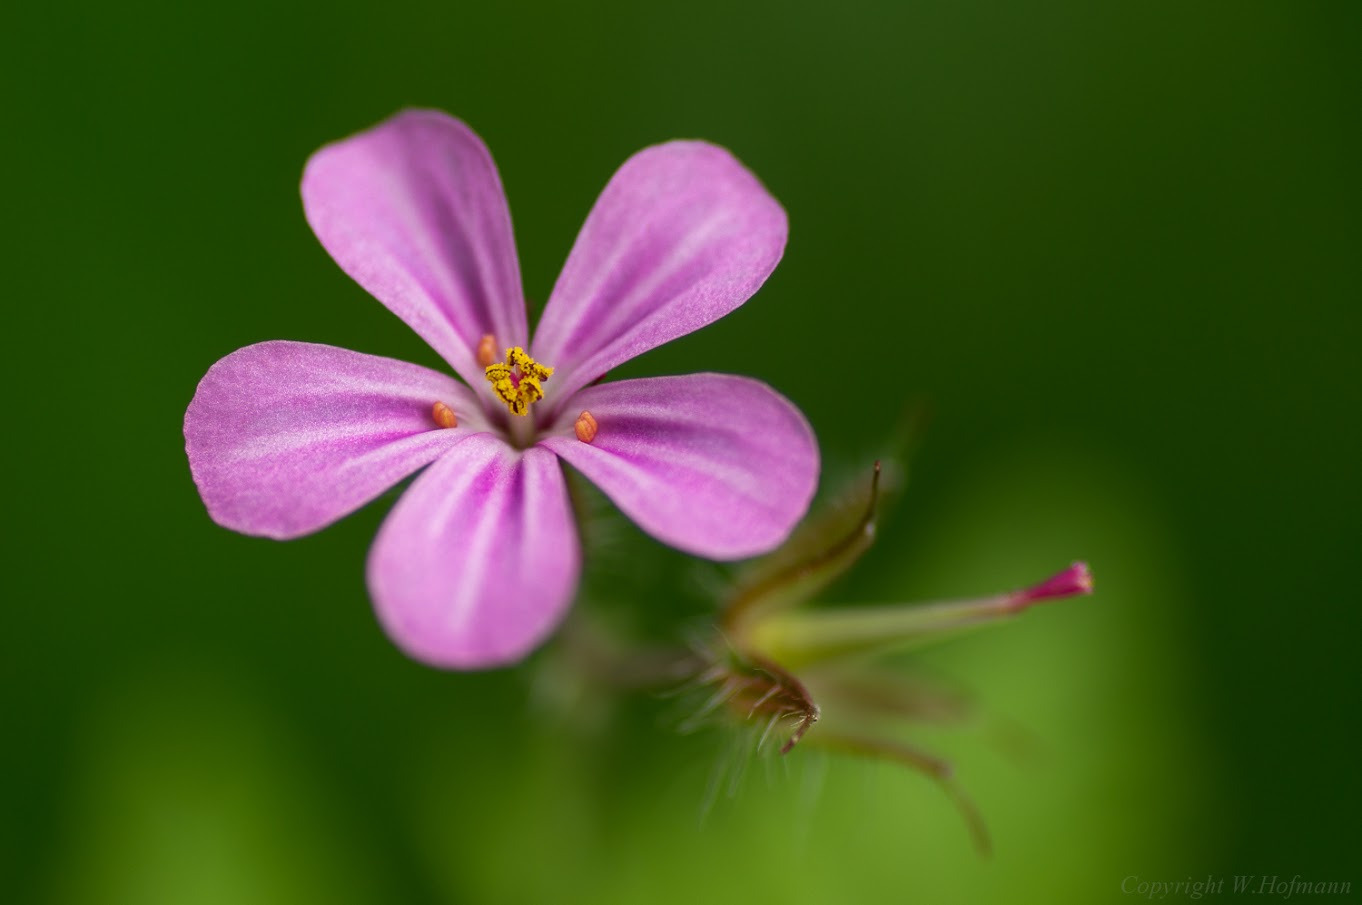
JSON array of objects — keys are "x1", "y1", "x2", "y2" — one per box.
[{"x1": 484, "y1": 346, "x2": 555, "y2": 416}]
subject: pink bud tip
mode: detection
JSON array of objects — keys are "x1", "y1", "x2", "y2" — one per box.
[{"x1": 1014, "y1": 561, "x2": 1094, "y2": 606}]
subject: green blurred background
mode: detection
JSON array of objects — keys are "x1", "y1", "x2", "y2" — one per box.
[{"x1": 6, "y1": 1, "x2": 1360, "y2": 902}]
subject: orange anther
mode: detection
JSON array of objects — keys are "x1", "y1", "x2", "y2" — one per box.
[
  {"x1": 574, "y1": 410, "x2": 598, "y2": 443},
  {"x1": 432, "y1": 401, "x2": 458, "y2": 429},
  {"x1": 476, "y1": 333, "x2": 498, "y2": 368}
]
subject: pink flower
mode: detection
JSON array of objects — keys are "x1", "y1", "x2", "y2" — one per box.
[{"x1": 184, "y1": 110, "x2": 819, "y2": 669}]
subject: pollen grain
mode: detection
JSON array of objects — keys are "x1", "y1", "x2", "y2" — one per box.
[{"x1": 485, "y1": 346, "x2": 554, "y2": 416}]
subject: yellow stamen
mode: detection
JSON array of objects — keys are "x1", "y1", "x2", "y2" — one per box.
[{"x1": 484, "y1": 346, "x2": 555, "y2": 416}]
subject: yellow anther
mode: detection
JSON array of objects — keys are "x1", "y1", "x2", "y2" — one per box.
[
  {"x1": 484, "y1": 346, "x2": 555, "y2": 416},
  {"x1": 509, "y1": 347, "x2": 553, "y2": 382}
]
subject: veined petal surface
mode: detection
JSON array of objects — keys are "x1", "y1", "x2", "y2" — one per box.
[
  {"x1": 541, "y1": 373, "x2": 817, "y2": 560},
  {"x1": 185, "y1": 341, "x2": 487, "y2": 539},
  {"x1": 532, "y1": 142, "x2": 787, "y2": 406},
  {"x1": 368, "y1": 435, "x2": 579, "y2": 669},
  {"x1": 302, "y1": 109, "x2": 528, "y2": 385}
]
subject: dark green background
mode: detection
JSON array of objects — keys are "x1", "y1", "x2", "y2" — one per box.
[{"x1": 6, "y1": 1, "x2": 1359, "y2": 902}]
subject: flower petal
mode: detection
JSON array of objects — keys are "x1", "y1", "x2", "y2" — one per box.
[
  {"x1": 540, "y1": 374, "x2": 817, "y2": 560},
  {"x1": 302, "y1": 110, "x2": 528, "y2": 385},
  {"x1": 368, "y1": 435, "x2": 579, "y2": 669},
  {"x1": 531, "y1": 142, "x2": 787, "y2": 405},
  {"x1": 185, "y1": 341, "x2": 489, "y2": 539}
]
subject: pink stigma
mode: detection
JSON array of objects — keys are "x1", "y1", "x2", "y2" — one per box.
[{"x1": 1013, "y1": 561, "x2": 1094, "y2": 607}]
